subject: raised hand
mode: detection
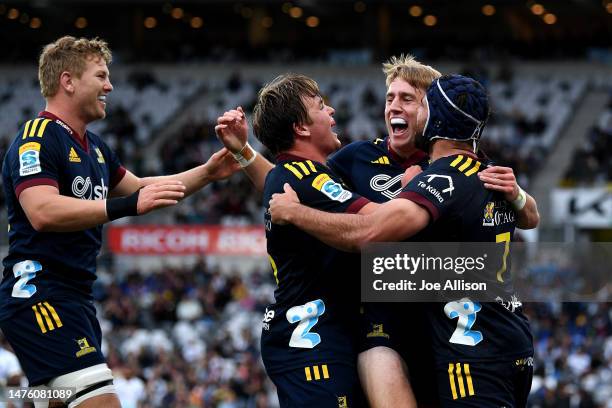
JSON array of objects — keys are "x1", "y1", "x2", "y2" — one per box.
[
  {"x1": 215, "y1": 106, "x2": 249, "y2": 153},
  {"x1": 137, "y1": 180, "x2": 185, "y2": 214},
  {"x1": 269, "y1": 183, "x2": 301, "y2": 225},
  {"x1": 204, "y1": 148, "x2": 241, "y2": 181}
]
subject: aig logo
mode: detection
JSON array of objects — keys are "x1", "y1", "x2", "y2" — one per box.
[{"x1": 71, "y1": 176, "x2": 108, "y2": 200}]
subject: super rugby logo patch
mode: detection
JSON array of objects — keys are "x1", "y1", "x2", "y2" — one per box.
[
  {"x1": 18, "y1": 142, "x2": 42, "y2": 176},
  {"x1": 312, "y1": 173, "x2": 352, "y2": 203}
]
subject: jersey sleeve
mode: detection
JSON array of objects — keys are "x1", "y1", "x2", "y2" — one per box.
[
  {"x1": 94, "y1": 137, "x2": 126, "y2": 189},
  {"x1": 397, "y1": 168, "x2": 462, "y2": 221},
  {"x1": 282, "y1": 160, "x2": 369, "y2": 214},
  {"x1": 10, "y1": 119, "x2": 62, "y2": 198}
]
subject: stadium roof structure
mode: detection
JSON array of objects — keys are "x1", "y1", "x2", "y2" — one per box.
[{"x1": 1, "y1": 0, "x2": 610, "y2": 63}]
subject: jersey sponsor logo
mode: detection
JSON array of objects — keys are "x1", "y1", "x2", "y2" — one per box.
[
  {"x1": 18, "y1": 142, "x2": 42, "y2": 176},
  {"x1": 447, "y1": 362, "x2": 476, "y2": 400},
  {"x1": 482, "y1": 201, "x2": 516, "y2": 227},
  {"x1": 262, "y1": 307, "x2": 275, "y2": 331},
  {"x1": 94, "y1": 147, "x2": 105, "y2": 163},
  {"x1": 417, "y1": 174, "x2": 455, "y2": 203},
  {"x1": 371, "y1": 156, "x2": 390, "y2": 165},
  {"x1": 366, "y1": 323, "x2": 390, "y2": 339},
  {"x1": 514, "y1": 356, "x2": 533, "y2": 367},
  {"x1": 68, "y1": 147, "x2": 81, "y2": 163},
  {"x1": 71, "y1": 176, "x2": 108, "y2": 200},
  {"x1": 495, "y1": 294, "x2": 523, "y2": 312},
  {"x1": 370, "y1": 174, "x2": 403, "y2": 199},
  {"x1": 75, "y1": 337, "x2": 97, "y2": 358},
  {"x1": 312, "y1": 173, "x2": 352, "y2": 203},
  {"x1": 54, "y1": 118, "x2": 73, "y2": 135}
]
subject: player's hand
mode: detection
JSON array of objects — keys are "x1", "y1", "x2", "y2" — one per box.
[
  {"x1": 137, "y1": 180, "x2": 185, "y2": 214},
  {"x1": 402, "y1": 165, "x2": 422, "y2": 187},
  {"x1": 269, "y1": 183, "x2": 301, "y2": 225},
  {"x1": 215, "y1": 106, "x2": 248, "y2": 153},
  {"x1": 478, "y1": 166, "x2": 519, "y2": 201},
  {"x1": 204, "y1": 148, "x2": 241, "y2": 181}
]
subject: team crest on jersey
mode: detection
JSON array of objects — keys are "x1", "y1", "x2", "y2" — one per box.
[
  {"x1": 312, "y1": 174, "x2": 352, "y2": 203},
  {"x1": 482, "y1": 201, "x2": 516, "y2": 227},
  {"x1": 366, "y1": 323, "x2": 390, "y2": 339},
  {"x1": 95, "y1": 147, "x2": 105, "y2": 163},
  {"x1": 75, "y1": 337, "x2": 97, "y2": 358},
  {"x1": 337, "y1": 396, "x2": 348, "y2": 408},
  {"x1": 68, "y1": 147, "x2": 81, "y2": 163},
  {"x1": 18, "y1": 142, "x2": 42, "y2": 176}
]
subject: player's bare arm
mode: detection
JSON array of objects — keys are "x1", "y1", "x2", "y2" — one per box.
[
  {"x1": 112, "y1": 148, "x2": 239, "y2": 198},
  {"x1": 18, "y1": 181, "x2": 185, "y2": 232},
  {"x1": 269, "y1": 183, "x2": 429, "y2": 251},
  {"x1": 478, "y1": 166, "x2": 540, "y2": 229},
  {"x1": 215, "y1": 106, "x2": 274, "y2": 192}
]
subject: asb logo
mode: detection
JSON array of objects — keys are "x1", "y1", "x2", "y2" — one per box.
[
  {"x1": 370, "y1": 174, "x2": 403, "y2": 199},
  {"x1": 71, "y1": 176, "x2": 108, "y2": 200},
  {"x1": 312, "y1": 174, "x2": 352, "y2": 203},
  {"x1": 18, "y1": 142, "x2": 41, "y2": 176}
]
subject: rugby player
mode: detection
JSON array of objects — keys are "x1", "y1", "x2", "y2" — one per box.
[
  {"x1": 0, "y1": 36, "x2": 239, "y2": 408},
  {"x1": 269, "y1": 74, "x2": 535, "y2": 407}
]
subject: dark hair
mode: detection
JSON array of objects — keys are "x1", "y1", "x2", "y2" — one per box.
[{"x1": 252, "y1": 73, "x2": 320, "y2": 155}]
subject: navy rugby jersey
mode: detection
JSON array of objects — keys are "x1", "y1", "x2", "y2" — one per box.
[
  {"x1": 261, "y1": 154, "x2": 369, "y2": 374},
  {"x1": 0, "y1": 112, "x2": 125, "y2": 318},
  {"x1": 399, "y1": 153, "x2": 533, "y2": 361},
  {"x1": 327, "y1": 137, "x2": 429, "y2": 203}
]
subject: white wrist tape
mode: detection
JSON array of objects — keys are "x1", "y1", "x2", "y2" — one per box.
[
  {"x1": 512, "y1": 186, "x2": 527, "y2": 211},
  {"x1": 231, "y1": 143, "x2": 257, "y2": 168}
]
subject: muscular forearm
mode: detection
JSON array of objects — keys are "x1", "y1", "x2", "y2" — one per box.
[
  {"x1": 286, "y1": 204, "x2": 370, "y2": 252},
  {"x1": 142, "y1": 164, "x2": 209, "y2": 197},
  {"x1": 516, "y1": 194, "x2": 539, "y2": 229},
  {"x1": 244, "y1": 155, "x2": 274, "y2": 193}
]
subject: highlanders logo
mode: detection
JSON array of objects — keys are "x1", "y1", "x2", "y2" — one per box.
[
  {"x1": 483, "y1": 202, "x2": 495, "y2": 226},
  {"x1": 75, "y1": 337, "x2": 97, "y2": 358}
]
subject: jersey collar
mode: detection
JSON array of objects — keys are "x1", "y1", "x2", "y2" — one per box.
[
  {"x1": 275, "y1": 152, "x2": 311, "y2": 163},
  {"x1": 386, "y1": 137, "x2": 428, "y2": 169},
  {"x1": 39, "y1": 111, "x2": 89, "y2": 152}
]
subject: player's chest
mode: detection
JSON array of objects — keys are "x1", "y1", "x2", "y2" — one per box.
[
  {"x1": 352, "y1": 156, "x2": 405, "y2": 202},
  {"x1": 58, "y1": 142, "x2": 110, "y2": 200}
]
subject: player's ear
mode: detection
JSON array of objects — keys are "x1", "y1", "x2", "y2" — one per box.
[
  {"x1": 59, "y1": 71, "x2": 75, "y2": 94},
  {"x1": 293, "y1": 121, "x2": 310, "y2": 138}
]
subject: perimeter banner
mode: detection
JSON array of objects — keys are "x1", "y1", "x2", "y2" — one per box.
[{"x1": 107, "y1": 225, "x2": 266, "y2": 255}]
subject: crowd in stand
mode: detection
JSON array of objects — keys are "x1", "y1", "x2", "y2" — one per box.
[{"x1": 563, "y1": 94, "x2": 612, "y2": 186}]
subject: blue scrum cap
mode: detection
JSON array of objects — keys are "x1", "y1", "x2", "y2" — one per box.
[{"x1": 421, "y1": 74, "x2": 490, "y2": 152}]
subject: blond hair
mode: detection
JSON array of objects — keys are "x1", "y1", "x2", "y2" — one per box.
[
  {"x1": 38, "y1": 36, "x2": 112, "y2": 98},
  {"x1": 382, "y1": 54, "x2": 441, "y2": 89}
]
